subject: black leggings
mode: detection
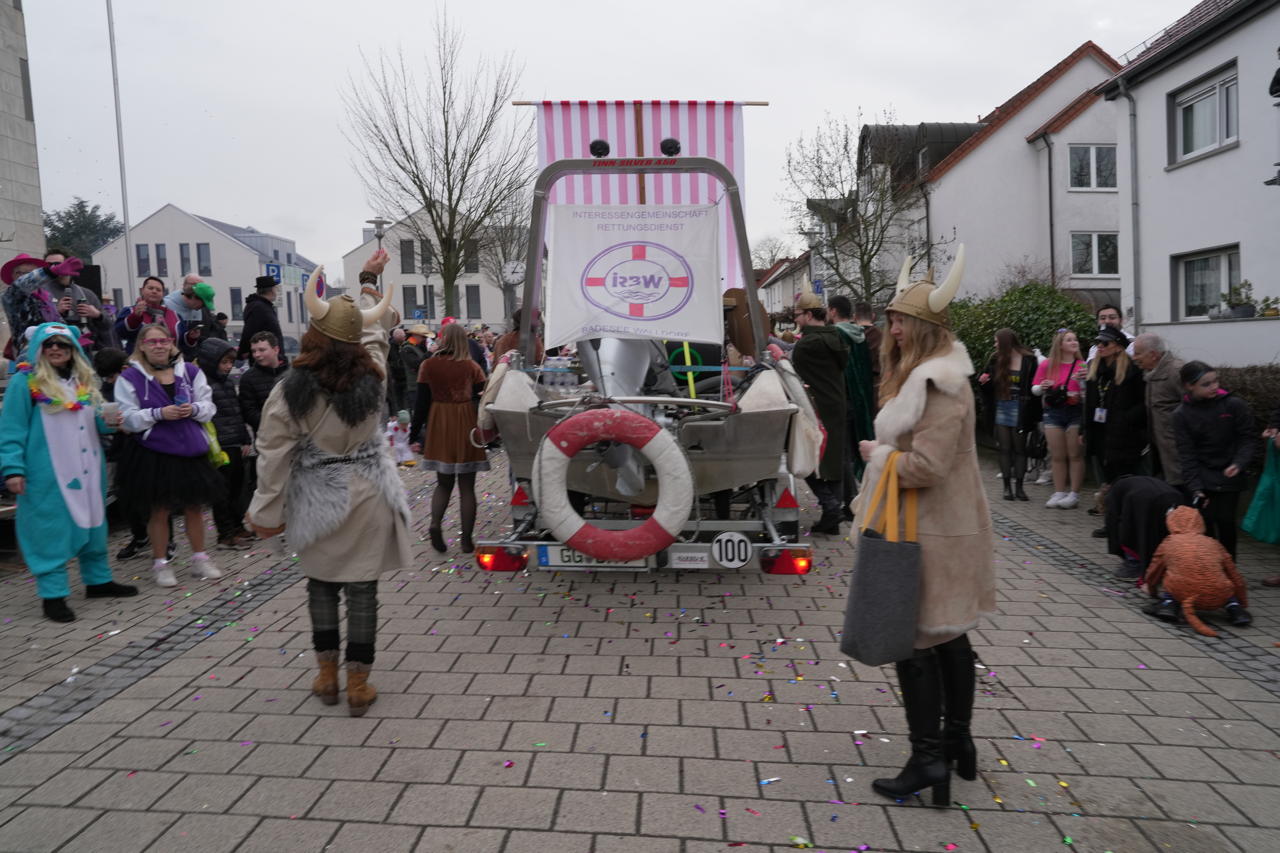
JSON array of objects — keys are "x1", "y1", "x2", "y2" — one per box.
[
  {"x1": 431, "y1": 472, "x2": 477, "y2": 537},
  {"x1": 995, "y1": 426, "x2": 1026, "y2": 486},
  {"x1": 1199, "y1": 491, "x2": 1240, "y2": 560},
  {"x1": 308, "y1": 579, "x2": 378, "y2": 664}
]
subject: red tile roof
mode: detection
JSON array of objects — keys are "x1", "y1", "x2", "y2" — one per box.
[
  {"x1": 926, "y1": 41, "x2": 1121, "y2": 182},
  {"x1": 1025, "y1": 89, "x2": 1104, "y2": 141}
]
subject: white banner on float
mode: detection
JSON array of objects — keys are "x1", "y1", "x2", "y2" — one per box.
[{"x1": 544, "y1": 205, "x2": 722, "y2": 349}]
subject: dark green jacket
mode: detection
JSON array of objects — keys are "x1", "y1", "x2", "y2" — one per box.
[
  {"x1": 835, "y1": 322, "x2": 876, "y2": 477},
  {"x1": 793, "y1": 323, "x2": 849, "y2": 481}
]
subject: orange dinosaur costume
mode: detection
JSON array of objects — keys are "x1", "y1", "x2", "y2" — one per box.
[{"x1": 1144, "y1": 506, "x2": 1249, "y2": 637}]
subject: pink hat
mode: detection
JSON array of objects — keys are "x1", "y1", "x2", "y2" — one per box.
[
  {"x1": 441, "y1": 316, "x2": 456, "y2": 326},
  {"x1": 1, "y1": 253, "x2": 43, "y2": 286}
]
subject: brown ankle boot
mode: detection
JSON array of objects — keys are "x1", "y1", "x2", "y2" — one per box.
[
  {"x1": 346, "y1": 661, "x2": 377, "y2": 717},
  {"x1": 312, "y1": 650, "x2": 340, "y2": 705}
]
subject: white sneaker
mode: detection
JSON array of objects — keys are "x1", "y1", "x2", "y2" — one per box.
[
  {"x1": 1045, "y1": 492, "x2": 1066, "y2": 508},
  {"x1": 152, "y1": 561, "x2": 177, "y2": 587},
  {"x1": 1057, "y1": 491, "x2": 1079, "y2": 509},
  {"x1": 190, "y1": 554, "x2": 223, "y2": 580},
  {"x1": 1035, "y1": 471, "x2": 1052, "y2": 486}
]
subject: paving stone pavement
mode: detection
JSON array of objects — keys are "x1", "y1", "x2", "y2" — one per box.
[{"x1": 0, "y1": 451, "x2": 1277, "y2": 853}]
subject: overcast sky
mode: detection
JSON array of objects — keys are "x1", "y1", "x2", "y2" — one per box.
[{"x1": 26, "y1": 0, "x2": 1186, "y2": 276}]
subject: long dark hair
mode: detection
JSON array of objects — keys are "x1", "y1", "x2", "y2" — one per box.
[
  {"x1": 290, "y1": 327, "x2": 383, "y2": 393},
  {"x1": 993, "y1": 328, "x2": 1031, "y2": 400}
]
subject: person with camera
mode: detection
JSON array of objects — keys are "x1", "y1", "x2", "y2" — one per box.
[
  {"x1": 43, "y1": 249, "x2": 113, "y2": 351},
  {"x1": 1174, "y1": 361, "x2": 1256, "y2": 562},
  {"x1": 1031, "y1": 330, "x2": 1085, "y2": 508},
  {"x1": 168, "y1": 276, "x2": 226, "y2": 359},
  {"x1": 115, "y1": 277, "x2": 180, "y2": 353},
  {"x1": 114, "y1": 323, "x2": 225, "y2": 586}
]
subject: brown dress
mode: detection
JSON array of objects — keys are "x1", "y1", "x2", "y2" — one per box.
[{"x1": 417, "y1": 356, "x2": 490, "y2": 473}]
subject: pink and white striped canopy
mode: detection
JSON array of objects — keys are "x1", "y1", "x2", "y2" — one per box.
[{"x1": 536, "y1": 100, "x2": 747, "y2": 290}]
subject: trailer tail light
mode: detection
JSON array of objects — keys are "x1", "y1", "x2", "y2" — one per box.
[
  {"x1": 629, "y1": 505, "x2": 656, "y2": 519},
  {"x1": 774, "y1": 488, "x2": 799, "y2": 509},
  {"x1": 760, "y1": 547, "x2": 812, "y2": 575},
  {"x1": 476, "y1": 546, "x2": 528, "y2": 572},
  {"x1": 511, "y1": 486, "x2": 531, "y2": 506}
]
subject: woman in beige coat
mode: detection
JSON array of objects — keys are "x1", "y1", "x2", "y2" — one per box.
[
  {"x1": 248, "y1": 251, "x2": 411, "y2": 716},
  {"x1": 855, "y1": 246, "x2": 995, "y2": 807}
]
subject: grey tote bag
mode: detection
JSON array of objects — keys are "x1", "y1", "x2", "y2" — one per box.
[{"x1": 840, "y1": 451, "x2": 922, "y2": 666}]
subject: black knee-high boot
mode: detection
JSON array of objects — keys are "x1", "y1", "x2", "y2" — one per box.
[
  {"x1": 872, "y1": 648, "x2": 951, "y2": 806},
  {"x1": 934, "y1": 635, "x2": 977, "y2": 780}
]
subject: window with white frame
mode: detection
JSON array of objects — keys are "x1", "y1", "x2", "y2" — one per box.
[
  {"x1": 1178, "y1": 245, "x2": 1239, "y2": 318},
  {"x1": 1068, "y1": 145, "x2": 1116, "y2": 189},
  {"x1": 1174, "y1": 68, "x2": 1238, "y2": 161},
  {"x1": 1071, "y1": 232, "x2": 1118, "y2": 276}
]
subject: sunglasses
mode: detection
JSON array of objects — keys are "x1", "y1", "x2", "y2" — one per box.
[{"x1": 42, "y1": 340, "x2": 73, "y2": 350}]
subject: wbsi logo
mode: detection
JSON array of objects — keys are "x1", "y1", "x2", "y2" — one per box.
[{"x1": 582, "y1": 242, "x2": 694, "y2": 321}]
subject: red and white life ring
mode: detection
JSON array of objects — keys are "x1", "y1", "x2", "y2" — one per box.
[{"x1": 532, "y1": 409, "x2": 692, "y2": 562}]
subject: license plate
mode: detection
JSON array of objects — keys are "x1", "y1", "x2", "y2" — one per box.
[{"x1": 537, "y1": 545, "x2": 647, "y2": 569}]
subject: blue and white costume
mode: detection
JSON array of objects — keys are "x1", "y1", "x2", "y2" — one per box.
[{"x1": 0, "y1": 323, "x2": 115, "y2": 598}]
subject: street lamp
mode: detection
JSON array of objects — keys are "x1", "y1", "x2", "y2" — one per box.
[
  {"x1": 366, "y1": 217, "x2": 392, "y2": 286},
  {"x1": 366, "y1": 217, "x2": 392, "y2": 251}
]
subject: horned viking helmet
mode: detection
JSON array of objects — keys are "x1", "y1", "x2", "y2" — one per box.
[
  {"x1": 885, "y1": 244, "x2": 966, "y2": 328},
  {"x1": 302, "y1": 264, "x2": 393, "y2": 343}
]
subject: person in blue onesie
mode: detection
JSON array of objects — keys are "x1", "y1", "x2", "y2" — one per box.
[{"x1": 0, "y1": 322, "x2": 138, "y2": 621}]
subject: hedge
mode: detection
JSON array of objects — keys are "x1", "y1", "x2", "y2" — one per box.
[{"x1": 950, "y1": 281, "x2": 1097, "y2": 370}]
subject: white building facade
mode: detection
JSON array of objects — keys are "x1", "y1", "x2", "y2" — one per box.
[
  {"x1": 1099, "y1": 0, "x2": 1280, "y2": 366},
  {"x1": 0, "y1": 0, "x2": 42, "y2": 266},
  {"x1": 342, "y1": 218, "x2": 508, "y2": 332},
  {"x1": 94, "y1": 204, "x2": 316, "y2": 350},
  {"x1": 757, "y1": 252, "x2": 812, "y2": 317},
  {"x1": 922, "y1": 42, "x2": 1124, "y2": 301}
]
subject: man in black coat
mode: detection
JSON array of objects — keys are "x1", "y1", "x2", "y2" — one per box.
[
  {"x1": 792, "y1": 293, "x2": 849, "y2": 535},
  {"x1": 237, "y1": 276, "x2": 284, "y2": 362}
]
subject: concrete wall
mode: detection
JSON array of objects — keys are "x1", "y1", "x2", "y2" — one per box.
[
  {"x1": 0, "y1": 3, "x2": 42, "y2": 266},
  {"x1": 342, "y1": 222, "x2": 509, "y2": 332},
  {"x1": 927, "y1": 55, "x2": 1121, "y2": 297},
  {"x1": 1144, "y1": 316, "x2": 1280, "y2": 367},
  {"x1": 1116, "y1": 4, "x2": 1280, "y2": 365},
  {"x1": 95, "y1": 204, "x2": 310, "y2": 348}
]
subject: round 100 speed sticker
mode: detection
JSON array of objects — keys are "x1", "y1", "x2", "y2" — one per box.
[{"x1": 711, "y1": 532, "x2": 752, "y2": 569}]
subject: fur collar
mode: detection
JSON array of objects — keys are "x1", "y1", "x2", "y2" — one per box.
[
  {"x1": 874, "y1": 341, "x2": 974, "y2": 448},
  {"x1": 283, "y1": 367, "x2": 383, "y2": 427}
]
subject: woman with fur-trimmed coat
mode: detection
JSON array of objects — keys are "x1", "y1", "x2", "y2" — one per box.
[
  {"x1": 247, "y1": 251, "x2": 410, "y2": 717},
  {"x1": 854, "y1": 246, "x2": 995, "y2": 807}
]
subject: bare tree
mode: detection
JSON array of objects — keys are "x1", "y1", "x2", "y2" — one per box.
[
  {"x1": 344, "y1": 14, "x2": 534, "y2": 316},
  {"x1": 749, "y1": 235, "x2": 794, "y2": 271},
  {"x1": 783, "y1": 110, "x2": 946, "y2": 306},
  {"x1": 477, "y1": 188, "x2": 531, "y2": 321},
  {"x1": 993, "y1": 256, "x2": 1060, "y2": 294}
]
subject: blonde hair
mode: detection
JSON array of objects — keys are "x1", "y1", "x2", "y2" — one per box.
[
  {"x1": 1045, "y1": 331, "x2": 1080, "y2": 387},
  {"x1": 31, "y1": 335, "x2": 103, "y2": 409},
  {"x1": 435, "y1": 324, "x2": 470, "y2": 361},
  {"x1": 879, "y1": 312, "x2": 956, "y2": 404},
  {"x1": 1088, "y1": 344, "x2": 1131, "y2": 384}
]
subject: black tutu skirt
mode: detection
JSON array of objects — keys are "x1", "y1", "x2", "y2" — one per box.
[{"x1": 115, "y1": 437, "x2": 225, "y2": 515}]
